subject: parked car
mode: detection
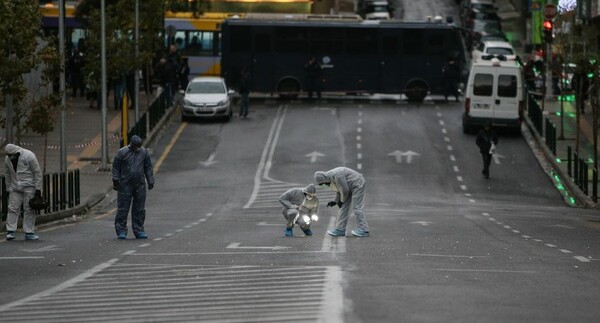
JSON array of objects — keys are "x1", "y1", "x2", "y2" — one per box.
[
  {"x1": 472, "y1": 40, "x2": 516, "y2": 62},
  {"x1": 181, "y1": 76, "x2": 233, "y2": 122}
]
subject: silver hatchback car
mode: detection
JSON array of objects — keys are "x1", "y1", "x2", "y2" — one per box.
[{"x1": 181, "y1": 77, "x2": 233, "y2": 122}]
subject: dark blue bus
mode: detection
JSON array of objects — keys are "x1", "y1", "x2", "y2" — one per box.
[{"x1": 221, "y1": 14, "x2": 468, "y2": 101}]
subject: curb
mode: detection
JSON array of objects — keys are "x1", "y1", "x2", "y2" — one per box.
[{"x1": 523, "y1": 113, "x2": 597, "y2": 208}]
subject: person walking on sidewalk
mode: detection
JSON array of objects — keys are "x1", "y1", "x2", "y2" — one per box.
[
  {"x1": 4, "y1": 144, "x2": 42, "y2": 241},
  {"x1": 314, "y1": 167, "x2": 369, "y2": 237},
  {"x1": 476, "y1": 123, "x2": 498, "y2": 179},
  {"x1": 112, "y1": 135, "x2": 155, "y2": 240}
]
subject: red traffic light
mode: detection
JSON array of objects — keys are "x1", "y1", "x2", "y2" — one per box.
[{"x1": 543, "y1": 20, "x2": 553, "y2": 31}]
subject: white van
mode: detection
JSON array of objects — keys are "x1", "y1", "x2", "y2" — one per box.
[
  {"x1": 363, "y1": 1, "x2": 391, "y2": 20},
  {"x1": 463, "y1": 57, "x2": 523, "y2": 133}
]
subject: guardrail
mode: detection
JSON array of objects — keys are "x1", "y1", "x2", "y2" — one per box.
[{"x1": 1, "y1": 169, "x2": 81, "y2": 221}]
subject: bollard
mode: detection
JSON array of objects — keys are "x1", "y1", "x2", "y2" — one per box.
[
  {"x1": 52, "y1": 173, "x2": 59, "y2": 212},
  {"x1": 74, "y1": 169, "x2": 80, "y2": 205},
  {"x1": 60, "y1": 172, "x2": 66, "y2": 210},
  {"x1": 43, "y1": 174, "x2": 51, "y2": 213},
  {"x1": 593, "y1": 168, "x2": 598, "y2": 203},
  {"x1": 567, "y1": 146, "x2": 572, "y2": 177},
  {"x1": 1, "y1": 178, "x2": 6, "y2": 221},
  {"x1": 574, "y1": 152, "x2": 579, "y2": 186},
  {"x1": 583, "y1": 161, "x2": 589, "y2": 195},
  {"x1": 68, "y1": 171, "x2": 74, "y2": 208}
]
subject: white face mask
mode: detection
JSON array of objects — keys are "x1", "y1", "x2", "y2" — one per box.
[{"x1": 305, "y1": 194, "x2": 314, "y2": 200}]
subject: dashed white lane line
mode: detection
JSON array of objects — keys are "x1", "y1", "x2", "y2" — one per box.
[
  {"x1": 139, "y1": 243, "x2": 151, "y2": 248},
  {"x1": 442, "y1": 128, "x2": 447, "y2": 134},
  {"x1": 357, "y1": 127, "x2": 362, "y2": 133},
  {"x1": 456, "y1": 176, "x2": 463, "y2": 182},
  {"x1": 574, "y1": 256, "x2": 591, "y2": 263},
  {"x1": 460, "y1": 185, "x2": 467, "y2": 191},
  {"x1": 357, "y1": 143, "x2": 362, "y2": 149},
  {"x1": 444, "y1": 137, "x2": 450, "y2": 142},
  {"x1": 453, "y1": 166, "x2": 460, "y2": 172},
  {"x1": 447, "y1": 145, "x2": 453, "y2": 151},
  {"x1": 356, "y1": 135, "x2": 361, "y2": 141},
  {"x1": 357, "y1": 153, "x2": 362, "y2": 159},
  {"x1": 450, "y1": 155, "x2": 456, "y2": 162},
  {"x1": 468, "y1": 199, "x2": 476, "y2": 203},
  {"x1": 439, "y1": 120, "x2": 445, "y2": 126},
  {"x1": 357, "y1": 163, "x2": 363, "y2": 170},
  {"x1": 481, "y1": 212, "x2": 591, "y2": 264}
]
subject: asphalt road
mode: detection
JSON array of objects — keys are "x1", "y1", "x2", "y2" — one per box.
[{"x1": 1, "y1": 98, "x2": 600, "y2": 322}]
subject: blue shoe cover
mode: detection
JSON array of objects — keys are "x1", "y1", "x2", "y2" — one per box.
[
  {"x1": 302, "y1": 229, "x2": 313, "y2": 236},
  {"x1": 327, "y1": 228, "x2": 345, "y2": 237},
  {"x1": 285, "y1": 228, "x2": 293, "y2": 237},
  {"x1": 135, "y1": 232, "x2": 148, "y2": 239},
  {"x1": 117, "y1": 232, "x2": 127, "y2": 240},
  {"x1": 351, "y1": 229, "x2": 369, "y2": 237}
]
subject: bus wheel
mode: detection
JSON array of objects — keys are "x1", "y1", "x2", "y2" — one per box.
[
  {"x1": 404, "y1": 82, "x2": 428, "y2": 102},
  {"x1": 277, "y1": 78, "x2": 300, "y2": 99}
]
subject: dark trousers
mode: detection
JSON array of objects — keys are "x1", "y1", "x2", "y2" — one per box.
[
  {"x1": 481, "y1": 153, "x2": 492, "y2": 177},
  {"x1": 115, "y1": 182, "x2": 147, "y2": 236},
  {"x1": 239, "y1": 92, "x2": 249, "y2": 116},
  {"x1": 306, "y1": 78, "x2": 321, "y2": 99}
]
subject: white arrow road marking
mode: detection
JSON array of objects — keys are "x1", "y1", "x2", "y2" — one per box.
[
  {"x1": 257, "y1": 221, "x2": 281, "y2": 226},
  {"x1": 388, "y1": 150, "x2": 421, "y2": 163},
  {"x1": 199, "y1": 152, "x2": 218, "y2": 166},
  {"x1": 410, "y1": 221, "x2": 434, "y2": 226},
  {"x1": 20, "y1": 245, "x2": 62, "y2": 253},
  {"x1": 227, "y1": 242, "x2": 291, "y2": 251},
  {"x1": 492, "y1": 153, "x2": 505, "y2": 164},
  {"x1": 305, "y1": 151, "x2": 325, "y2": 163}
]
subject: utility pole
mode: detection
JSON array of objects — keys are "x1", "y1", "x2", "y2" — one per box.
[
  {"x1": 59, "y1": 0, "x2": 67, "y2": 172},
  {"x1": 134, "y1": 0, "x2": 140, "y2": 124},
  {"x1": 100, "y1": 0, "x2": 109, "y2": 170}
]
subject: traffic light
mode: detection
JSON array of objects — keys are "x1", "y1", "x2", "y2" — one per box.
[{"x1": 543, "y1": 20, "x2": 553, "y2": 43}]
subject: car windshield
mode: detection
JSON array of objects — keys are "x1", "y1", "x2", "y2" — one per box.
[{"x1": 187, "y1": 81, "x2": 225, "y2": 94}]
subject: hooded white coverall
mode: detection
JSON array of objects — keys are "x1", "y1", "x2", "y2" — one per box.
[
  {"x1": 314, "y1": 167, "x2": 368, "y2": 232},
  {"x1": 4, "y1": 144, "x2": 42, "y2": 233},
  {"x1": 279, "y1": 184, "x2": 319, "y2": 230}
]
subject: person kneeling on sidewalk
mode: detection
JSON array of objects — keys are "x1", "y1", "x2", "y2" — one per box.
[
  {"x1": 4, "y1": 144, "x2": 43, "y2": 241},
  {"x1": 278, "y1": 184, "x2": 319, "y2": 237}
]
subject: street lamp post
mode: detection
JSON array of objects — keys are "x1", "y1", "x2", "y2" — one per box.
[{"x1": 100, "y1": 0, "x2": 109, "y2": 170}]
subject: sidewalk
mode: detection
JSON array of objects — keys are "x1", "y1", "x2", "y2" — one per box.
[
  {"x1": 4, "y1": 90, "x2": 157, "y2": 225},
  {"x1": 498, "y1": 0, "x2": 599, "y2": 208}
]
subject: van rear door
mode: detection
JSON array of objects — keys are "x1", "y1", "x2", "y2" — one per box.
[{"x1": 493, "y1": 70, "x2": 520, "y2": 123}]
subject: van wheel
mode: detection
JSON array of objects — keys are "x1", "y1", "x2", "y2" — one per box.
[
  {"x1": 404, "y1": 81, "x2": 428, "y2": 102},
  {"x1": 277, "y1": 78, "x2": 300, "y2": 99}
]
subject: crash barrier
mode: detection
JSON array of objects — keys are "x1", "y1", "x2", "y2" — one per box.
[
  {"x1": 120, "y1": 89, "x2": 168, "y2": 146},
  {"x1": 567, "y1": 146, "x2": 598, "y2": 202},
  {"x1": 0, "y1": 169, "x2": 81, "y2": 221}
]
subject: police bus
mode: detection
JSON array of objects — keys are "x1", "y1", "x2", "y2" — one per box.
[{"x1": 221, "y1": 14, "x2": 468, "y2": 101}]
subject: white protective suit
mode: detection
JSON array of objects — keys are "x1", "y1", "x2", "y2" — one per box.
[
  {"x1": 278, "y1": 184, "x2": 319, "y2": 230},
  {"x1": 4, "y1": 144, "x2": 42, "y2": 233},
  {"x1": 314, "y1": 167, "x2": 368, "y2": 232}
]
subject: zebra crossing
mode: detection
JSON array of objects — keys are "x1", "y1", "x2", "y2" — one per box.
[
  {"x1": 246, "y1": 180, "x2": 337, "y2": 209},
  {"x1": 0, "y1": 263, "x2": 343, "y2": 322}
]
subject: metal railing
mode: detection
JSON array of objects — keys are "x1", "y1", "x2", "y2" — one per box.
[
  {"x1": 1, "y1": 169, "x2": 81, "y2": 221},
  {"x1": 121, "y1": 89, "x2": 168, "y2": 145}
]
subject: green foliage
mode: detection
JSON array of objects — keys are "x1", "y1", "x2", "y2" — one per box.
[
  {"x1": 0, "y1": 0, "x2": 60, "y2": 139},
  {"x1": 77, "y1": 0, "x2": 164, "y2": 86}
]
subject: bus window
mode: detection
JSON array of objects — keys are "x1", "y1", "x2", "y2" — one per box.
[
  {"x1": 187, "y1": 31, "x2": 215, "y2": 55},
  {"x1": 311, "y1": 28, "x2": 343, "y2": 54},
  {"x1": 274, "y1": 27, "x2": 307, "y2": 52},
  {"x1": 382, "y1": 35, "x2": 398, "y2": 55},
  {"x1": 426, "y1": 33, "x2": 445, "y2": 55},
  {"x1": 231, "y1": 27, "x2": 252, "y2": 53},
  {"x1": 403, "y1": 30, "x2": 422, "y2": 55},
  {"x1": 345, "y1": 28, "x2": 376, "y2": 55},
  {"x1": 473, "y1": 73, "x2": 493, "y2": 96},
  {"x1": 255, "y1": 33, "x2": 272, "y2": 53}
]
